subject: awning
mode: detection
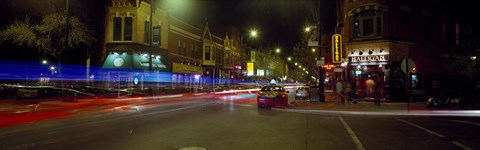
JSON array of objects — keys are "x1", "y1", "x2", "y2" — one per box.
[
  {"x1": 172, "y1": 63, "x2": 203, "y2": 75},
  {"x1": 102, "y1": 53, "x2": 170, "y2": 72}
]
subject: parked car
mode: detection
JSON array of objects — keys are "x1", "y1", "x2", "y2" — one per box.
[
  {"x1": 295, "y1": 86, "x2": 310, "y2": 100},
  {"x1": 257, "y1": 84, "x2": 289, "y2": 108}
]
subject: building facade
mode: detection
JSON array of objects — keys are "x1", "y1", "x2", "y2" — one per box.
[
  {"x1": 101, "y1": 0, "x2": 171, "y2": 93},
  {"x1": 338, "y1": 0, "x2": 469, "y2": 100},
  {"x1": 167, "y1": 16, "x2": 203, "y2": 88},
  {"x1": 101, "y1": 0, "x2": 247, "y2": 91}
]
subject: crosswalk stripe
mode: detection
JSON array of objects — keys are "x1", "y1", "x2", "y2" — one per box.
[{"x1": 339, "y1": 116, "x2": 365, "y2": 150}]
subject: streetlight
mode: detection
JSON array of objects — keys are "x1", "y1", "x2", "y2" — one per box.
[
  {"x1": 305, "y1": 23, "x2": 325, "y2": 102},
  {"x1": 275, "y1": 48, "x2": 280, "y2": 53},
  {"x1": 288, "y1": 57, "x2": 292, "y2": 61},
  {"x1": 295, "y1": 62, "x2": 298, "y2": 66},
  {"x1": 42, "y1": 60, "x2": 48, "y2": 64},
  {"x1": 305, "y1": 27, "x2": 311, "y2": 32},
  {"x1": 250, "y1": 30, "x2": 258, "y2": 38}
]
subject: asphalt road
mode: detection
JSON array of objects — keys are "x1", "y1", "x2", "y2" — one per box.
[{"x1": 1, "y1": 93, "x2": 479, "y2": 150}]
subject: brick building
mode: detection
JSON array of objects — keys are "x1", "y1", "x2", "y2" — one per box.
[{"x1": 336, "y1": 0, "x2": 474, "y2": 100}]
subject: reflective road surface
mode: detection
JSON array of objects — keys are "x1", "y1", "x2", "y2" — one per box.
[{"x1": 1, "y1": 92, "x2": 479, "y2": 150}]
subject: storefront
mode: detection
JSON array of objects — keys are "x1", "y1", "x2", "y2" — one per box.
[
  {"x1": 346, "y1": 42, "x2": 408, "y2": 100},
  {"x1": 172, "y1": 62, "x2": 203, "y2": 88},
  {"x1": 101, "y1": 52, "x2": 172, "y2": 92}
]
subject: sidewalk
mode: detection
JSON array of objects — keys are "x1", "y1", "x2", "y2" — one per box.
[
  {"x1": 289, "y1": 92, "x2": 427, "y2": 111},
  {"x1": 290, "y1": 100, "x2": 426, "y2": 111}
]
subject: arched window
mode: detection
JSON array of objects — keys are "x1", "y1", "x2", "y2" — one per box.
[{"x1": 354, "y1": 10, "x2": 383, "y2": 38}]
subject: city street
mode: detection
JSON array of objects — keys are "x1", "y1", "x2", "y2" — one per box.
[{"x1": 1, "y1": 91, "x2": 479, "y2": 150}]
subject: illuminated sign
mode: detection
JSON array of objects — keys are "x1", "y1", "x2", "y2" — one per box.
[
  {"x1": 172, "y1": 63, "x2": 203, "y2": 75},
  {"x1": 350, "y1": 55, "x2": 388, "y2": 63},
  {"x1": 247, "y1": 62, "x2": 254, "y2": 76},
  {"x1": 247, "y1": 62, "x2": 254, "y2": 71},
  {"x1": 322, "y1": 64, "x2": 336, "y2": 70},
  {"x1": 332, "y1": 34, "x2": 343, "y2": 63}
]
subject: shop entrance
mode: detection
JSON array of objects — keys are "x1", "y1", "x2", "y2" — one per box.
[{"x1": 351, "y1": 65, "x2": 386, "y2": 99}]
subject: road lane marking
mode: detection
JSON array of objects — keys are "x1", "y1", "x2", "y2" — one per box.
[
  {"x1": 448, "y1": 120, "x2": 480, "y2": 127},
  {"x1": 339, "y1": 117, "x2": 365, "y2": 150},
  {"x1": 397, "y1": 119, "x2": 473, "y2": 150},
  {"x1": 452, "y1": 141, "x2": 473, "y2": 150},
  {"x1": 396, "y1": 119, "x2": 446, "y2": 138}
]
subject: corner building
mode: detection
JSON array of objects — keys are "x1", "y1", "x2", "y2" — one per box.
[
  {"x1": 340, "y1": 0, "x2": 464, "y2": 100},
  {"x1": 100, "y1": 0, "x2": 171, "y2": 93}
]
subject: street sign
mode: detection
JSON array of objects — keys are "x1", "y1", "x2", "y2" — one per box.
[
  {"x1": 401, "y1": 58, "x2": 414, "y2": 73},
  {"x1": 316, "y1": 60, "x2": 324, "y2": 67},
  {"x1": 316, "y1": 57, "x2": 325, "y2": 67},
  {"x1": 308, "y1": 41, "x2": 319, "y2": 46}
]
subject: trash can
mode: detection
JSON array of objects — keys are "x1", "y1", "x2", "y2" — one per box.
[{"x1": 309, "y1": 85, "x2": 320, "y2": 102}]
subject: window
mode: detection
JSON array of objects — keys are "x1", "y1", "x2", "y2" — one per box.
[
  {"x1": 353, "y1": 10, "x2": 383, "y2": 38},
  {"x1": 178, "y1": 40, "x2": 182, "y2": 55},
  {"x1": 182, "y1": 40, "x2": 186, "y2": 56},
  {"x1": 225, "y1": 52, "x2": 231, "y2": 64},
  {"x1": 205, "y1": 46, "x2": 211, "y2": 60},
  {"x1": 191, "y1": 43, "x2": 195, "y2": 58},
  {"x1": 144, "y1": 21, "x2": 151, "y2": 44},
  {"x1": 212, "y1": 47, "x2": 216, "y2": 60},
  {"x1": 113, "y1": 17, "x2": 122, "y2": 41},
  {"x1": 401, "y1": 11, "x2": 411, "y2": 26},
  {"x1": 424, "y1": 16, "x2": 432, "y2": 42},
  {"x1": 124, "y1": 17, "x2": 132, "y2": 41},
  {"x1": 152, "y1": 26, "x2": 161, "y2": 47}
]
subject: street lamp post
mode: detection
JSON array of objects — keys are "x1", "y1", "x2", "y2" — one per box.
[
  {"x1": 149, "y1": 0, "x2": 154, "y2": 71},
  {"x1": 317, "y1": 22, "x2": 325, "y2": 102}
]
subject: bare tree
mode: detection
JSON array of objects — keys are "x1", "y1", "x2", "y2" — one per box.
[{"x1": 0, "y1": 11, "x2": 96, "y2": 62}]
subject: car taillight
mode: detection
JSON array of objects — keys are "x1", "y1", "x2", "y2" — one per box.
[{"x1": 281, "y1": 94, "x2": 287, "y2": 98}]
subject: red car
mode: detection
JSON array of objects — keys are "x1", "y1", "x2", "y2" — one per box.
[{"x1": 257, "y1": 85, "x2": 289, "y2": 108}]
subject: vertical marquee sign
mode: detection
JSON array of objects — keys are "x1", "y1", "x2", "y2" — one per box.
[{"x1": 332, "y1": 34, "x2": 343, "y2": 63}]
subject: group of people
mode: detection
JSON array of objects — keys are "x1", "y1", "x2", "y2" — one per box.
[
  {"x1": 336, "y1": 73, "x2": 383, "y2": 105},
  {"x1": 335, "y1": 79, "x2": 355, "y2": 104}
]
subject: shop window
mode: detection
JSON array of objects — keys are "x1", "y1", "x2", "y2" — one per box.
[
  {"x1": 113, "y1": 17, "x2": 122, "y2": 41},
  {"x1": 353, "y1": 10, "x2": 383, "y2": 38},
  {"x1": 144, "y1": 21, "x2": 150, "y2": 44},
  {"x1": 124, "y1": 17, "x2": 132, "y2": 41}
]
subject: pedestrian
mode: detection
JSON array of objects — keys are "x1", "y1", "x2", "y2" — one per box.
[
  {"x1": 373, "y1": 74, "x2": 383, "y2": 105},
  {"x1": 336, "y1": 79, "x2": 344, "y2": 104},
  {"x1": 344, "y1": 80, "x2": 352, "y2": 103}
]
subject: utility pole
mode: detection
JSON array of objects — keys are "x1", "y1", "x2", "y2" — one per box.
[
  {"x1": 317, "y1": 0, "x2": 325, "y2": 102},
  {"x1": 149, "y1": 0, "x2": 153, "y2": 71}
]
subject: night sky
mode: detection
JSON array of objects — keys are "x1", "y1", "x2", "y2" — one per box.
[
  {"x1": 165, "y1": 0, "x2": 324, "y2": 53},
  {"x1": 1, "y1": 0, "x2": 479, "y2": 65}
]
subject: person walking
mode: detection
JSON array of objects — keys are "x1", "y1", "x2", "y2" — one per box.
[
  {"x1": 344, "y1": 80, "x2": 352, "y2": 103},
  {"x1": 373, "y1": 74, "x2": 383, "y2": 105},
  {"x1": 336, "y1": 79, "x2": 344, "y2": 104}
]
